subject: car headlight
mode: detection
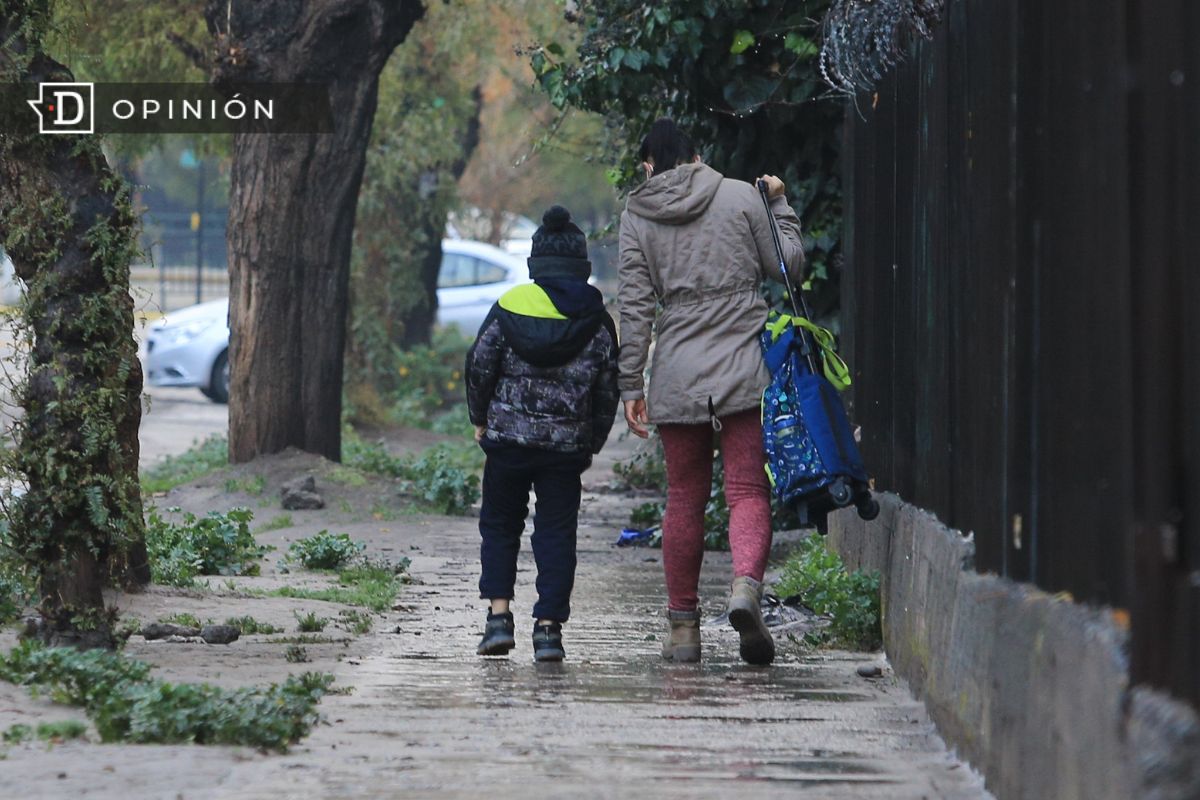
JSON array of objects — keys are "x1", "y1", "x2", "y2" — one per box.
[{"x1": 161, "y1": 320, "x2": 214, "y2": 346}]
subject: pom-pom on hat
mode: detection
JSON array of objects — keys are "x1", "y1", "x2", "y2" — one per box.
[{"x1": 530, "y1": 205, "x2": 589, "y2": 262}]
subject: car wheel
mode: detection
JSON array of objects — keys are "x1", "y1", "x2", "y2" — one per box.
[{"x1": 204, "y1": 350, "x2": 230, "y2": 404}]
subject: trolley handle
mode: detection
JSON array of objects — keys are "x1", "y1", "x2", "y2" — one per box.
[{"x1": 756, "y1": 179, "x2": 819, "y2": 374}]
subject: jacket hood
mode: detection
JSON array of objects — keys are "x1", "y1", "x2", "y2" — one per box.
[
  {"x1": 492, "y1": 283, "x2": 607, "y2": 368},
  {"x1": 626, "y1": 162, "x2": 724, "y2": 225}
]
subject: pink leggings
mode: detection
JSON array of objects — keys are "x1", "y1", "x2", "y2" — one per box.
[{"x1": 658, "y1": 408, "x2": 772, "y2": 612}]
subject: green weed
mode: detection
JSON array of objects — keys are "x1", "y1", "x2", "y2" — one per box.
[
  {"x1": 223, "y1": 475, "x2": 266, "y2": 496},
  {"x1": 272, "y1": 558, "x2": 409, "y2": 613},
  {"x1": 36, "y1": 720, "x2": 88, "y2": 741},
  {"x1": 159, "y1": 613, "x2": 207, "y2": 629},
  {"x1": 629, "y1": 501, "x2": 663, "y2": 530},
  {"x1": 224, "y1": 616, "x2": 282, "y2": 635},
  {"x1": 337, "y1": 609, "x2": 373, "y2": 635},
  {"x1": 272, "y1": 635, "x2": 339, "y2": 645},
  {"x1": 774, "y1": 536, "x2": 882, "y2": 651},
  {"x1": 144, "y1": 506, "x2": 270, "y2": 587},
  {"x1": 402, "y1": 444, "x2": 480, "y2": 515},
  {"x1": 326, "y1": 465, "x2": 368, "y2": 487},
  {"x1": 294, "y1": 611, "x2": 328, "y2": 633},
  {"x1": 613, "y1": 438, "x2": 667, "y2": 490},
  {"x1": 0, "y1": 559, "x2": 33, "y2": 625},
  {"x1": 287, "y1": 531, "x2": 365, "y2": 570},
  {"x1": 2, "y1": 723, "x2": 31, "y2": 744},
  {"x1": 0, "y1": 642, "x2": 331, "y2": 751},
  {"x1": 343, "y1": 433, "x2": 481, "y2": 516},
  {"x1": 284, "y1": 645, "x2": 309, "y2": 663}
]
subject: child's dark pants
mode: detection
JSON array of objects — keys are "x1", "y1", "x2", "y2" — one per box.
[{"x1": 478, "y1": 441, "x2": 591, "y2": 622}]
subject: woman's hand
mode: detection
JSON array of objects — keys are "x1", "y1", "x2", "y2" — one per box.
[
  {"x1": 624, "y1": 398, "x2": 650, "y2": 439},
  {"x1": 474, "y1": 425, "x2": 486, "y2": 442},
  {"x1": 758, "y1": 174, "x2": 785, "y2": 199}
]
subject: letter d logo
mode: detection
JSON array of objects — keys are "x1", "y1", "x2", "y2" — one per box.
[{"x1": 28, "y1": 82, "x2": 94, "y2": 134}]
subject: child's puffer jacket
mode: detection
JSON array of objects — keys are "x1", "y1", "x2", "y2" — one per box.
[{"x1": 466, "y1": 282, "x2": 619, "y2": 455}]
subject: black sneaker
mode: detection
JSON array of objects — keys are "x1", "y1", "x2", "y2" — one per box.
[
  {"x1": 532, "y1": 622, "x2": 565, "y2": 662},
  {"x1": 477, "y1": 611, "x2": 515, "y2": 656}
]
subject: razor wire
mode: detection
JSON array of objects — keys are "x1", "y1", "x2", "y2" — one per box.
[{"x1": 820, "y1": 0, "x2": 946, "y2": 94}]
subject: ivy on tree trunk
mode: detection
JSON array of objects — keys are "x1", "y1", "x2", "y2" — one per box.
[
  {"x1": 0, "y1": 0, "x2": 148, "y2": 648},
  {"x1": 192, "y1": 0, "x2": 425, "y2": 463}
]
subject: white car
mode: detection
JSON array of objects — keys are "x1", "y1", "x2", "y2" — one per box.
[{"x1": 145, "y1": 239, "x2": 528, "y2": 403}]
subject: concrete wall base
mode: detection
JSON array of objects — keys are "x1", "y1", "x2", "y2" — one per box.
[{"x1": 828, "y1": 495, "x2": 1200, "y2": 800}]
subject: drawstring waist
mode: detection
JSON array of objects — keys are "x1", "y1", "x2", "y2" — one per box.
[{"x1": 659, "y1": 282, "x2": 759, "y2": 311}]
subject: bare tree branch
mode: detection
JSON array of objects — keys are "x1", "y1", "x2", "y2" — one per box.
[{"x1": 166, "y1": 31, "x2": 208, "y2": 72}]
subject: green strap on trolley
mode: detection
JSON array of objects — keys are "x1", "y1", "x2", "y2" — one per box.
[{"x1": 766, "y1": 313, "x2": 852, "y2": 392}]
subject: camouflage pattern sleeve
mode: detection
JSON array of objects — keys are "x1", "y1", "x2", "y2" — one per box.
[
  {"x1": 590, "y1": 315, "x2": 621, "y2": 454},
  {"x1": 465, "y1": 308, "x2": 504, "y2": 426}
]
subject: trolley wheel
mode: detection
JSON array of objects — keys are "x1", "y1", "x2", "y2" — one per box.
[
  {"x1": 857, "y1": 495, "x2": 881, "y2": 521},
  {"x1": 829, "y1": 478, "x2": 854, "y2": 507}
]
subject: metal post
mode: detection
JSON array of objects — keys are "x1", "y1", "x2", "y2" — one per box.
[{"x1": 195, "y1": 159, "x2": 205, "y2": 305}]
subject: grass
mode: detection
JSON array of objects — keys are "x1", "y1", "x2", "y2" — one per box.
[
  {"x1": 139, "y1": 435, "x2": 229, "y2": 494},
  {"x1": 774, "y1": 535, "x2": 882, "y2": 651},
  {"x1": 341, "y1": 431, "x2": 482, "y2": 516},
  {"x1": 285, "y1": 645, "x2": 309, "y2": 663},
  {"x1": 294, "y1": 611, "x2": 328, "y2": 633},
  {"x1": 224, "y1": 616, "x2": 283, "y2": 635},
  {"x1": 257, "y1": 513, "x2": 294, "y2": 532},
  {"x1": 159, "y1": 613, "x2": 208, "y2": 628},
  {"x1": 369, "y1": 503, "x2": 398, "y2": 521},
  {"x1": 337, "y1": 609, "x2": 373, "y2": 635},
  {"x1": 272, "y1": 635, "x2": 342, "y2": 645},
  {"x1": 4, "y1": 720, "x2": 89, "y2": 744},
  {"x1": 223, "y1": 475, "x2": 267, "y2": 496},
  {"x1": 271, "y1": 558, "x2": 410, "y2": 613},
  {"x1": 326, "y1": 465, "x2": 368, "y2": 488}
]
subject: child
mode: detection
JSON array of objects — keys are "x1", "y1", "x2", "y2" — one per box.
[{"x1": 465, "y1": 205, "x2": 619, "y2": 661}]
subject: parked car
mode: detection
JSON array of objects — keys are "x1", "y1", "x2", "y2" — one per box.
[
  {"x1": 145, "y1": 239, "x2": 528, "y2": 403},
  {"x1": 0, "y1": 250, "x2": 24, "y2": 306}
]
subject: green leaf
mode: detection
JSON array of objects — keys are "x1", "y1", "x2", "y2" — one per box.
[
  {"x1": 730, "y1": 30, "x2": 755, "y2": 55},
  {"x1": 546, "y1": 41, "x2": 565, "y2": 57},
  {"x1": 622, "y1": 49, "x2": 649, "y2": 71},
  {"x1": 723, "y1": 76, "x2": 777, "y2": 112},
  {"x1": 784, "y1": 32, "x2": 819, "y2": 59},
  {"x1": 608, "y1": 47, "x2": 627, "y2": 71}
]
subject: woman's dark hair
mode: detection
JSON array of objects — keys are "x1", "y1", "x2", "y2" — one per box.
[{"x1": 638, "y1": 118, "x2": 696, "y2": 175}]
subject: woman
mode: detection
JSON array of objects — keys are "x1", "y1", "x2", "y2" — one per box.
[{"x1": 618, "y1": 118, "x2": 805, "y2": 665}]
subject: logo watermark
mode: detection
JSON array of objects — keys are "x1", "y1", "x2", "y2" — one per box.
[
  {"x1": 27, "y1": 82, "x2": 94, "y2": 134},
  {"x1": 5, "y1": 83, "x2": 333, "y2": 135}
]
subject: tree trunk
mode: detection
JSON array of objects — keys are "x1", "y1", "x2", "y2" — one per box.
[
  {"x1": 0, "y1": 1, "x2": 148, "y2": 646},
  {"x1": 205, "y1": 0, "x2": 425, "y2": 463},
  {"x1": 396, "y1": 88, "x2": 482, "y2": 349}
]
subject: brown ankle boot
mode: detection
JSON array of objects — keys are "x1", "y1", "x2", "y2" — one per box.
[
  {"x1": 728, "y1": 576, "x2": 775, "y2": 665},
  {"x1": 661, "y1": 608, "x2": 701, "y2": 662}
]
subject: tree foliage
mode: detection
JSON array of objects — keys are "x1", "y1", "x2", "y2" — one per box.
[
  {"x1": 347, "y1": 0, "x2": 486, "y2": 393},
  {"x1": 347, "y1": 0, "x2": 619, "y2": 401},
  {"x1": 530, "y1": 0, "x2": 844, "y2": 317}
]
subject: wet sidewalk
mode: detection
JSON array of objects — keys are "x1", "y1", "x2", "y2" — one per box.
[{"x1": 213, "y1": 502, "x2": 991, "y2": 798}]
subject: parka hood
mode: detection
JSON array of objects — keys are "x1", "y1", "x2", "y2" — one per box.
[
  {"x1": 626, "y1": 162, "x2": 724, "y2": 225},
  {"x1": 490, "y1": 283, "x2": 610, "y2": 369}
]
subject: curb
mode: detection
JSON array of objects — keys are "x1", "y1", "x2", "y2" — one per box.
[{"x1": 828, "y1": 495, "x2": 1200, "y2": 800}]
